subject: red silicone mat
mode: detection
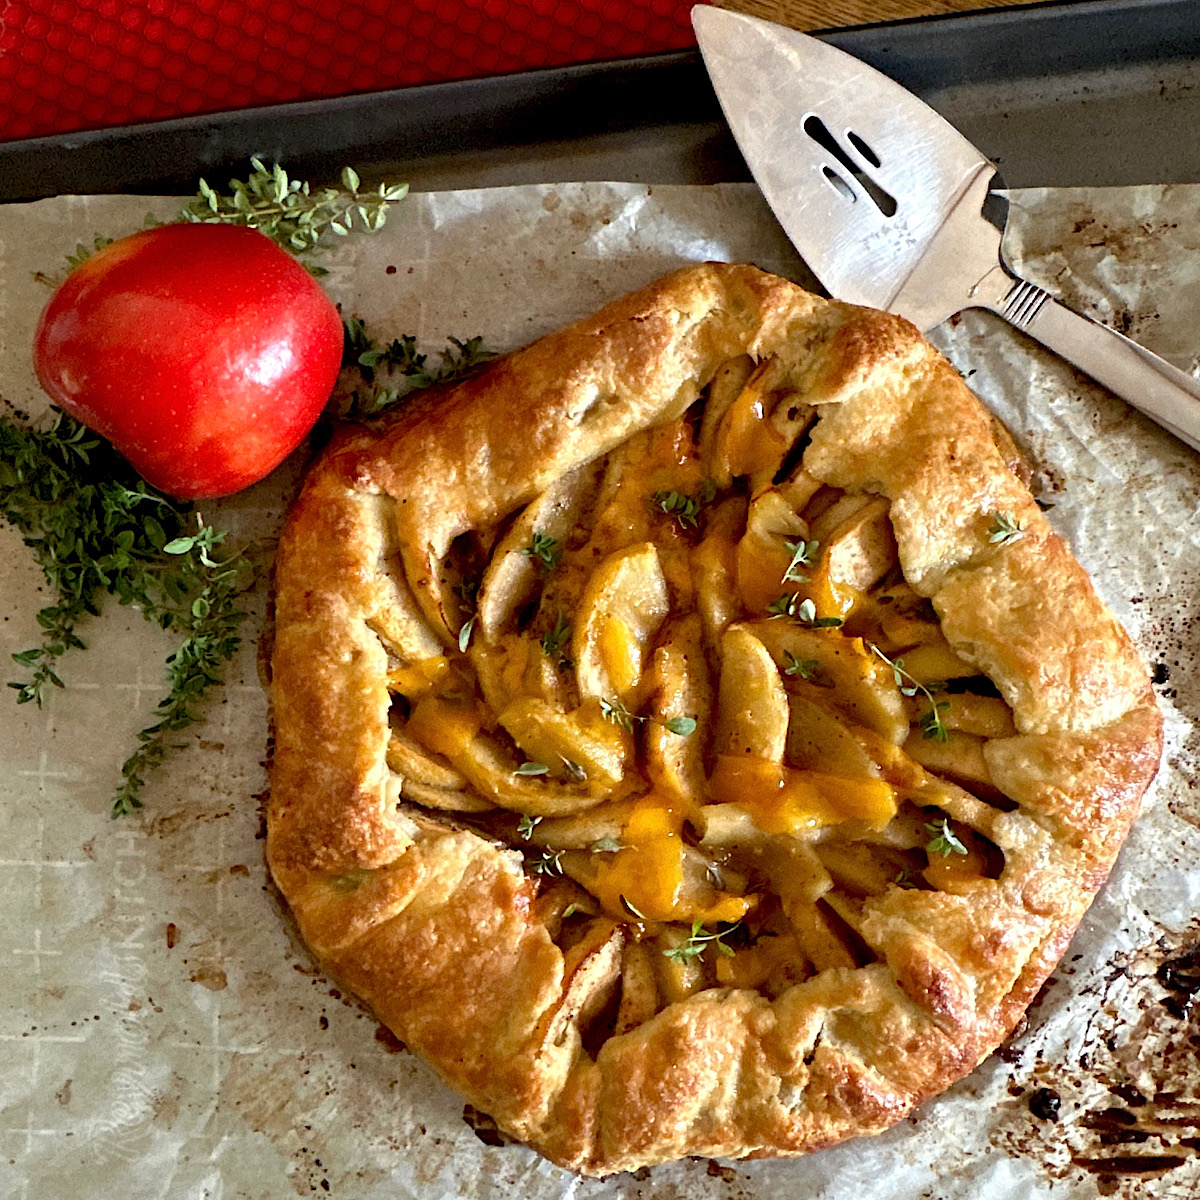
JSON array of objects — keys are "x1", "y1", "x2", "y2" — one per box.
[{"x1": 0, "y1": 0, "x2": 698, "y2": 142}]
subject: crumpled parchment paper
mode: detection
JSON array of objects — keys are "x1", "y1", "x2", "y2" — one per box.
[{"x1": 1, "y1": 180, "x2": 1197, "y2": 1200}]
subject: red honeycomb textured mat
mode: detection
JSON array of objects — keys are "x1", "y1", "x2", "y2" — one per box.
[{"x1": 0, "y1": 0, "x2": 699, "y2": 142}]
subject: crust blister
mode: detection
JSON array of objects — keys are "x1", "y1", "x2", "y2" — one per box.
[{"x1": 267, "y1": 263, "x2": 1161, "y2": 1174}]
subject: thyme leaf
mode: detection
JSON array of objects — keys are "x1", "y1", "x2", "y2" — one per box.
[
  {"x1": 766, "y1": 593, "x2": 843, "y2": 628},
  {"x1": 782, "y1": 538, "x2": 818, "y2": 583},
  {"x1": 988, "y1": 511, "x2": 1026, "y2": 546},
  {"x1": 600, "y1": 697, "x2": 696, "y2": 737},
  {"x1": 65, "y1": 234, "x2": 114, "y2": 270},
  {"x1": 662, "y1": 715, "x2": 697, "y2": 737},
  {"x1": 181, "y1": 159, "x2": 408, "y2": 257},
  {"x1": 522, "y1": 530, "x2": 561, "y2": 572},
  {"x1": 662, "y1": 921, "x2": 740, "y2": 963},
  {"x1": 539, "y1": 611, "x2": 573, "y2": 668},
  {"x1": 652, "y1": 481, "x2": 715, "y2": 530},
  {"x1": 925, "y1": 819, "x2": 968, "y2": 858},
  {"x1": 340, "y1": 323, "x2": 495, "y2": 418},
  {"x1": 560, "y1": 756, "x2": 587, "y2": 782},
  {"x1": 455, "y1": 575, "x2": 480, "y2": 653},
  {"x1": 783, "y1": 652, "x2": 831, "y2": 686},
  {"x1": 0, "y1": 409, "x2": 256, "y2": 816},
  {"x1": 458, "y1": 616, "x2": 476, "y2": 653},
  {"x1": 869, "y1": 643, "x2": 950, "y2": 742}
]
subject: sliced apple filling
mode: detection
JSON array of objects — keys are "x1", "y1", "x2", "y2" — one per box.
[{"x1": 378, "y1": 351, "x2": 1028, "y2": 1033}]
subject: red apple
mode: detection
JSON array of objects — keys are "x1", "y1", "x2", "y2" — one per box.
[{"x1": 32, "y1": 222, "x2": 344, "y2": 500}]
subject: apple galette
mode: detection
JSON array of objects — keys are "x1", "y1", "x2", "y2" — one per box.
[{"x1": 266, "y1": 263, "x2": 1161, "y2": 1174}]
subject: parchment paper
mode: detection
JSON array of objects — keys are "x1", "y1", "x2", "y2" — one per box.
[{"x1": 2, "y1": 181, "x2": 1198, "y2": 1200}]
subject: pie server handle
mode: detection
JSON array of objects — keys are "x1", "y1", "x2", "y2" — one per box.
[{"x1": 978, "y1": 268, "x2": 1200, "y2": 453}]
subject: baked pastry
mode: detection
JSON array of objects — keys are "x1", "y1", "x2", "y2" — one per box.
[{"x1": 266, "y1": 263, "x2": 1161, "y2": 1174}]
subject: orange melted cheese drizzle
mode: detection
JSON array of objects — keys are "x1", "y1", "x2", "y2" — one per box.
[
  {"x1": 804, "y1": 560, "x2": 862, "y2": 622},
  {"x1": 407, "y1": 694, "x2": 481, "y2": 759},
  {"x1": 709, "y1": 755, "x2": 897, "y2": 833},
  {"x1": 592, "y1": 792, "x2": 749, "y2": 924},
  {"x1": 731, "y1": 519, "x2": 863, "y2": 623},
  {"x1": 598, "y1": 616, "x2": 640, "y2": 697},
  {"x1": 593, "y1": 422, "x2": 706, "y2": 547},
  {"x1": 720, "y1": 386, "x2": 789, "y2": 478},
  {"x1": 387, "y1": 655, "x2": 451, "y2": 699},
  {"x1": 592, "y1": 794, "x2": 685, "y2": 921},
  {"x1": 401, "y1": 387, "x2": 901, "y2": 925}
]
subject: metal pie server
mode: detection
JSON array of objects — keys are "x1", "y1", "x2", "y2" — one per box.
[{"x1": 693, "y1": 6, "x2": 1200, "y2": 452}]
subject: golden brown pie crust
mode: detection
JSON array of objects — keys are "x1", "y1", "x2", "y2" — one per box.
[{"x1": 266, "y1": 263, "x2": 1162, "y2": 1174}]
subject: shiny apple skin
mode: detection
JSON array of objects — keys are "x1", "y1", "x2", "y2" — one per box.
[{"x1": 33, "y1": 223, "x2": 345, "y2": 500}]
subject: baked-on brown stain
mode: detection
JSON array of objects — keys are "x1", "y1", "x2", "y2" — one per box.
[{"x1": 998, "y1": 931, "x2": 1200, "y2": 1196}]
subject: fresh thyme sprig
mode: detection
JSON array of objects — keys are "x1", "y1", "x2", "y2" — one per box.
[
  {"x1": 455, "y1": 575, "x2": 481, "y2": 653},
  {"x1": 530, "y1": 847, "x2": 565, "y2": 876},
  {"x1": 988, "y1": 511, "x2": 1026, "y2": 546},
  {"x1": 60, "y1": 161, "x2": 409, "y2": 278},
  {"x1": 113, "y1": 535, "x2": 252, "y2": 817},
  {"x1": 783, "y1": 651, "x2": 832, "y2": 687},
  {"x1": 918, "y1": 702, "x2": 952, "y2": 740},
  {"x1": 180, "y1": 160, "x2": 408, "y2": 257},
  {"x1": 0, "y1": 409, "x2": 256, "y2": 816},
  {"x1": 599, "y1": 696, "x2": 638, "y2": 732},
  {"x1": 652, "y1": 481, "x2": 716, "y2": 530},
  {"x1": 782, "y1": 538, "x2": 818, "y2": 584},
  {"x1": 600, "y1": 696, "x2": 696, "y2": 737},
  {"x1": 925, "y1": 818, "x2": 968, "y2": 858},
  {"x1": 522, "y1": 531, "x2": 561, "y2": 572},
  {"x1": 868, "y1": 643, "x2": 950, "y2": 742},
  {"x1": 340, "y1": 319, "x2": 495, "y2": 417},
  {"x1": 663, "y1": 921, "x2": 740, "y2": 963},
  {"x1": 766, "y1": 593, "x2": 843, "y2": 628},
  {"x1": 539, "y1": 611, "x2": 573, "y2": 669}
]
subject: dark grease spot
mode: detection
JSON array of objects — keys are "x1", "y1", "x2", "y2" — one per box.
[
  {"x1": 1029, "y1": 1087, "x2": 1061, "y2": 1122},
  {"x1": 1108, "y1": 1082, "x2": 1148, "y2": 1107},
  {"x1": 1072, "y1": 1153, "x2": 1187, "y2": 1176},
  {"x1": 1157, "y1": 943, "x2": 1200, "y2": 1018}
]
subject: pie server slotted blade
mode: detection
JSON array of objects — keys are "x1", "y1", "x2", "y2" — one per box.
[{"x1": 693, "y1": 6, "x2": 1200, "y2": 453}]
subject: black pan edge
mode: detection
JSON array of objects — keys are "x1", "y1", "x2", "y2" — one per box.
[{"x1": 1, "y1": 0, "x2": 1197, "y2": 201}]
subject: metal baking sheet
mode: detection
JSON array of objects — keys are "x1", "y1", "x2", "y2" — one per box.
[{"x1": 1, "y1": 0, "x2": 1199, "y2": 201}]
